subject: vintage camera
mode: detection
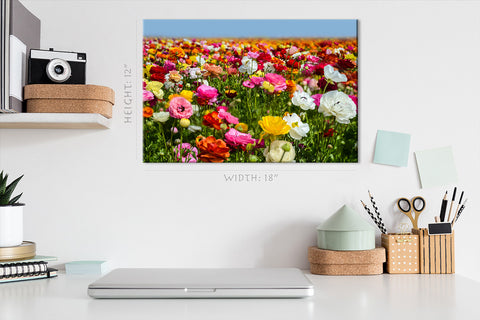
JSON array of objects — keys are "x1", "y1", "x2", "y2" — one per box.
[{"x1": 28, "y1": 48, "x2": 86, "y2": 84}]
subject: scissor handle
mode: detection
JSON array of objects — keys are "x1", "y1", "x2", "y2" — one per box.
[
  {"x1": 397, "y1": 198, "x2": 411, "y2": 213},
  {"x1": 411, "y1": 196, "x2": 426, "y2": 212}
]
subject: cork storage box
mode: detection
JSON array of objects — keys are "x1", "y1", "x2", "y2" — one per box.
[
  {"x1": 381, "y1": 233, "x2": 419, "y2": 274},
  {"x1": 24, "y1": 84, "x2": 115, "y2": 118},
  {"x1": 308, "y1": 247, "x2": 386, "y2": 275},
  {"x1": 413, "y1": 228, "x2": 455, "y2": 274}
]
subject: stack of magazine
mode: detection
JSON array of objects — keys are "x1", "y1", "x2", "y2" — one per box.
[
  {"x1": 1, "y1": 0, "x2": 40, "y2": 112},
  {"x1": 0, "y1": 256, "x2": 57, "y2": 283}
]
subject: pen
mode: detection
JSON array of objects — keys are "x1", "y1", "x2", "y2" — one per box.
[
  {"x1": 361, "y1": 200, "x2": 386, "y2": 234},
  {"x1": 368, "y1": 190, "x2": 386, "y2": 234},
  {"x1": 447, "y1": 187, "x2": 457, "y2": 222},
  {"x1": 439, "y1": 191, "x2": 448, "y2": 222},
  {"x1": 453, "y1": 191, "x2": 464, "y2": 222},
  {"x1": 452, "y1": 198, "x2": 468, "y2": 226}
]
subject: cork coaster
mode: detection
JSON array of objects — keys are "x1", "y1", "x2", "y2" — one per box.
[
  {"x1": 24, "y1": 84, "x2": 115, "y2": 118},
  {"x1": 308, "y1": 247, "x2": 386, "y2": 265}
]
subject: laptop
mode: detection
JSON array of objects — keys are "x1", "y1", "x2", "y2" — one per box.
[{"x1": 88, "y1": 268, "x2": 314, "y2": 299}]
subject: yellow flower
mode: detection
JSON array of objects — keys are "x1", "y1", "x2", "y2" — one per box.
[
  {"x1": 345, "y1": 53, "x2": 356, "y2": 61},
  {"x1": 258, "y1": 116, "x2": 290, "y2": 136},
  {"x1": 235, "y1": 123, "x2": 248, "y2": 133},
  {"x1": 145, "y1": 81, "x2": 164, "y2": 99},
  {"x1": 261, "y1": 81, "x2": 275, "y2": 93},
  {"x1": 255, "y1": 70, "x2": 265, "y2": 77},
  {"x1": 180, "y1": 90, "x2": 194, "y2": 102},
  {"x1": 179, "y1": 118, "x2": 190, "y2": 128}
]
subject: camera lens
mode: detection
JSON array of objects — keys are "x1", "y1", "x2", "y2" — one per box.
[
  {"x1": 54, "y1": 65, "x2": 64, "y2": 75},
  {"x1": 46, "y1": 59, "x2": 72, "y2": 83}
]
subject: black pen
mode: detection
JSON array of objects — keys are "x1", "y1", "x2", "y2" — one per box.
[
  {"x1": 447, "y1": 187, "x2": 457, "y2": 222},
  {"x1": 453, "y1": 199, "x2": 468, "y2": 226},
  {"x1": 440, "y1": 191, "x2": 448, "y2": 222}
]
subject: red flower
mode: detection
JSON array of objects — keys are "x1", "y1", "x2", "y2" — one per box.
[
  {"x1": 202, "y1": 111, "x2": 223, "y2": 130},
  {"x1": 336, "y1": 59, "x2": 355, "y2": 71},
  {"x1": 323, "y1": 128, "x2": 335, "y2": 137},
  {"x1": 196, "y1": 136, "x2": 230, "y2": 163},
  {"x1": 317, "y1": 77, "x2": 338, "y2": 91},
  {"x1": 150, "y1": 66, "x2": 167, "y2": 82}
]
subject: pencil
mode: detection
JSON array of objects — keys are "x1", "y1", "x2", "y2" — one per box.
[
  {"x1": 439, "y1": 191, "x2": 448, "y2": 222},
  {"x1": 453, "y1": 191, "x2": 464, "y2": 222},
  {"x1": 447, "y1": 187, "x2": 457, "y2": 222}
]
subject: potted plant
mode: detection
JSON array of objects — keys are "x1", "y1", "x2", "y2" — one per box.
[{"x1": 0, "y1": 171, "x2": 24, "y2": 247}]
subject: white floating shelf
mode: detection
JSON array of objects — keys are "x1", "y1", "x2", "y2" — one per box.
[{"x1": 0, "y1": 113, "x2": 111, "y2": 129}]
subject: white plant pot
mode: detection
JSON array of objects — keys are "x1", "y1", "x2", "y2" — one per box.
[{"x1": 0, "y1": 205, "x2": 24, "y2": 247}]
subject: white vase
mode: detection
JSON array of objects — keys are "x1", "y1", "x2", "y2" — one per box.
[{"x1": 0, "y1": 205, "x2": 24, "y2": 247}]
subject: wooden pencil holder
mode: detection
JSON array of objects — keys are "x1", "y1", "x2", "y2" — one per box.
[
  {"x1": 381, "y1": 233, "x2": 420, "y2": 274},
  {"x1": 412, "y1": 228, "x2": 455, "y2": 274}
]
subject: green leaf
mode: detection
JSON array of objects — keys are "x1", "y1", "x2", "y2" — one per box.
[
  {"x1": 8, "y1": 193, "x2": 22, "y2": 205},
  {"x1": 2, "y1": 174, "x2": 23, "y2": 205},
  {"x1": 0, "y1": 171, "x2": 7, "y2": 195}
]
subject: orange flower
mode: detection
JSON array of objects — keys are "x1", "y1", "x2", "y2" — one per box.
[
  {"x1": 203, "y1": 63, "x2": 223, "y2": 78},
  {"x1": 196, "y1": 136, "x2": 230, "y2": 163},
  {"x1": 202, "y1": 111, "x2": 223, "y2": 130},
  {"x1": 286, "y1": 80, "x2": 297, "y2": 97},
  {"x1": 143, "y1": 107, "x2": 154, "y2": 118},
  {"x1": 169, "y1": 47, "x2": 185, "y2": 59}
]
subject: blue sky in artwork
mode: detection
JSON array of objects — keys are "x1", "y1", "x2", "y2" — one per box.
[{"x1": 143, "y1": 20, "x2": 357, "y2": 38}]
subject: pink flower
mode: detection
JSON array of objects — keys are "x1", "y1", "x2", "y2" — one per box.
[
  {"x1": 247, "y1": 51, "x2": 260, "y2": 59},
  {"x1": 168, "y1": 96, "x2": 193, "y2": 119},
  {"x1": 308, "y1": 78, "x2": 319, "y2": 90},
  {"x1": 174, "y1": 143, "x2": 198, "y2": 163},
  {"x1": 143, "y1": 90, "x2": 154, "y2": 102},
  {"x1": 264, "y1": 73, "x2": 286, "y2": 92},
  {"x1": 312, "y1": 94, "x2": 322, "y2": 107},
  {"x1": 224, "y1": 128, "x2": 255, "y2": 148},
  {"x1": 196, "y1": 84, "x2": 218, "y2": 105},
  {"x1": 218, "y1": 109, "x2": 239, "y2": 124},
  {"x1": 242, "y1": 80, "x2": 255, "y2": 88},
  {"x1": 307, "y1": 55, "x2": 320, "y2": 63},
  {"x1": 287, "y1": 46, "x2": 298, "y2": 55},
  {"x1": 227, "y1": 67, "x2": 238, "y2": 75},
  {"x1": 250, "y1": 76, "x2": 265, "y2": 86},
  {"x1": 164, "y1": 60, "x2": 176, "y2": 72},
  {"x1": 216, "y1": 105, "x2": 228, "y2": 112}
]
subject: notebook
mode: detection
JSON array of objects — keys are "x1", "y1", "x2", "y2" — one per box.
[{"x1": 87, "y1": 268, "x2": 314, "y2": 299}]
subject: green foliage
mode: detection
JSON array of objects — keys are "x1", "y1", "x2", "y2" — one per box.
[{"x1": 0, "y1": 171, "x2": 24, "y2": 206}]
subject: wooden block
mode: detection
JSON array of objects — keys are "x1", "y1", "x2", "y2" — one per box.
[
  {"x1": 413, "y1": 228, "x2": 455, "y2": 274},
  {"x1": 381, "y1": 233, "x2": 419, "y2": 274},
  {"x1": 310, "y1": 263, "x2": 383, "y2": 275},
  {"x1": 24, "y1": 84, "x2": 115, "y2": 118}
]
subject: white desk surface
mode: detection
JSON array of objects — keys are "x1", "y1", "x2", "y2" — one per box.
[{"x1": 1, "y1": 272, "x2": 479, "y2": 320}]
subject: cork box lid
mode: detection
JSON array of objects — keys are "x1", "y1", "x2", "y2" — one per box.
[{"x1": 24, "y1": 84, "x2": 115, "y2": 105}]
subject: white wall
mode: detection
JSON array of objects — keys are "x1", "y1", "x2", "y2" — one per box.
[{"x1": 1, "y1": 0, "x2": 480, "y2": 281}]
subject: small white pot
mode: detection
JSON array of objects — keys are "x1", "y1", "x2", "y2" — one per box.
[{"x1": 0, "y1": 205, "x2": 24, "y2": 247}]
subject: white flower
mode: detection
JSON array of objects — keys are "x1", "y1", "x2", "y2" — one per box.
[
  {"x1": 152, "y1": 111, "x2": 170, "y2": 123},
  {"x1": 187, "y1": 125, "x2": 202, "y2": 133},
  {"x1": 264, "y1": 140, "x2": 295, "y2": 163},
  {"x1": 164, "y1": 81, "x2": 174, "y2": 90},
  {"x1": 291, "y1": 91, "x2": 316, "y2": 110},
  {"x1": 191, "y1": 104, "x2": 199, "y2": 114},
  {"x1": 188, "y1": 67, "x2": 202, "y2": 79},
  {"x1": 319, "y1": 90, "x2": 357, "y2": 124},
  {"x1": 238, "y1": 56, "x2": 258, "y2": 75},
  {"x1": 196, "y1": 56, "x2": 206, "y2": 66},
  {"x1": 283, "y1": 113, "x2": 310, "y2": 140},
  {"x1": 263, "y1": 62, "x2": 275, "y2": 73},
  {"x1": 324, "y1": 65, "x2": 347, "y2": 83}
]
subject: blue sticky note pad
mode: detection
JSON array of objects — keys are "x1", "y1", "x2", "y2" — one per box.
[
  {"x1": 415, "y1": 146, "x2": 458, "y2": 189},
  {"x1": 373, "y1": 130, "x2": 411, "y2": 167}
]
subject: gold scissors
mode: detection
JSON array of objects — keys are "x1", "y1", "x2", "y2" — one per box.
[{"x1": 397, "y1": 196, "x2": 426, "y2": 230}]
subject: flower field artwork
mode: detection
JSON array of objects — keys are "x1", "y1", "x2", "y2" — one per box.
[{"x1": 143, "y1": 20, "x2": 358, "y2": 163}]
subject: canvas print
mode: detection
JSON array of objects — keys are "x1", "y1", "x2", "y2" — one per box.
[{"x1": 143, "y1": 20, "x2": 358, "y2": 163}]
